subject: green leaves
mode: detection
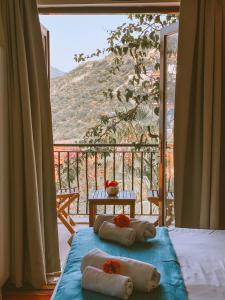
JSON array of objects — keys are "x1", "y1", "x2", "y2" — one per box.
[
  {"x1": 74, "y1": 53, "x2": 86, "y2": 63},
  {"x1": 73, "y1": 13, "x2": 177, "y2": 144}
]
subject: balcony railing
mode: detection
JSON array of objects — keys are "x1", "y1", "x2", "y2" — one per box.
[{"x1": 54, "y1": 143, "x2": 161, "y2": 217}]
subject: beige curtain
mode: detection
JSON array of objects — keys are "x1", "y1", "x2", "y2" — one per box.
[
  {"x1": 0, "y1": 7, "x2": 10, "y2": 299},
  {"x1": 174, "y1": 0, "x2": 225, "y2": 229},
  {"x1": 0, "y1": 8, "x2": 4, "y2": 46},
  {"x1": 0, "y1": 0, "x2": 60, "y2": 288}
]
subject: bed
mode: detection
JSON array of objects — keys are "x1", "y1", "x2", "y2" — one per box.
[
  {"x1": 52, "y1": 227, "x2": 225, "y2": 300},
  {"x1": 169, "y1": 228, "x2": 225, "y2": 300}
]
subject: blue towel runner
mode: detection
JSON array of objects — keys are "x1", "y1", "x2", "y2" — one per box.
[{"x1": 53, "y1": 227, "x2": 187, "y2": 300}]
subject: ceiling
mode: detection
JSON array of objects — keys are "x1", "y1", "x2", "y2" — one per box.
[{"x1": 38, "y1": 0, "x2": 180, "y2": 14}]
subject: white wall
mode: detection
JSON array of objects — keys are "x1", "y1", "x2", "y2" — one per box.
[{"x1": 0, "y1": 39, "x2": 10, "y2": 298}]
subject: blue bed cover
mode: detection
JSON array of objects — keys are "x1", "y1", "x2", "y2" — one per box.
[{"x1": 52, "y1": 227, "x2": 187, "y2": 300}]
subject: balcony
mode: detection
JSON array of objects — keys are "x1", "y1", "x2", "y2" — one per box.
[{"x1": 54, "y1": 143, "x2": 175, "y2": 218}]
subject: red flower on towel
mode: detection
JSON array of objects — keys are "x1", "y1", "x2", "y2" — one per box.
[
  {"x1": 113, "y1": 214, "x2": 130, "y2": 227},
  {"x1": 105, "y1": 180, "x2": 119, "y2": 188},
  {"x1": 102, "y1": 259, "x2": 121, "y2": 274}
]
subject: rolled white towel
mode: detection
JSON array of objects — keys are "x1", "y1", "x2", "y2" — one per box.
[
  {"x1": 81, "y1": 248, "x2": 160, "y2": 292},
  {"x1": 99, "y1": 221, "x2": 136, "y2": 247},
  {"x1": 82, "y1": 266, "x2": 133, "y2": 299},
  {"x1": 130, "y1": 220, "x2": 156, "y2": 242},
  {"x1": 94, "y1": 214, "x2": 114, "y2": 233},
  {"x1": 94, "y1": 214, "x2": 156, "y2": 242}
]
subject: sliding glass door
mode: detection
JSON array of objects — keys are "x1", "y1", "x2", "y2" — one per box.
[{"x1": 159, "y1": 22, "x2": 178, "y2": 226}]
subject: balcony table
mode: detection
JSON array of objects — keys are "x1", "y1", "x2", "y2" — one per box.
[
  {"x1": 88, "y1": 189, "x2": 136, "y2": 227},
  {"x1": 56, "y1": 187, "x2": 79, "y2": 234}
]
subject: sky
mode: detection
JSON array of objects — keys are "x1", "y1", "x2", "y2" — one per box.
[{"x1": 39, "y1": 15, "x2": 128, "y2": 72}]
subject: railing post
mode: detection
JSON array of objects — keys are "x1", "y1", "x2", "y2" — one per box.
[
  {"x1": 131, "y1": 152, "x2": 134, "y2": 191},
  {"x1": 67, "y1": 151, "x2": 70, "y2": 189},
  {"x1": 113, "y1": 147, "x2": 116, "y2": 214},
  {"x1": 94, "y1": 152, "x2": 98, "y2": 190},
  {"x1": 85, "y1": 152, "x2": 89, "y2": 215},
  {"x1": 67, "y1": 151, "x2": 70, "y2": 215},
  {"x1": 104, "y1": 152, "x2": 107, "y2": 214},
  {"x1": 113, "y1": 147, "x2": 116, "y2": 181},
  {"x1": 122, "y1": 151, "x2": 125, "y2": 213},
  {"x1": 140, "y1": 151, "x2": 144, "y2": 215},
  {"x1": 58, "y1": 151, "x2": 62, "y2": 190},
  {"x1": 122, "y1": 152, "x2": 125, "y2": 190}
]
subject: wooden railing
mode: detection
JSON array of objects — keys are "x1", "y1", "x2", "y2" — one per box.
[{"x1": 53, "y1": 143, "x2": 161, "y2": 216}]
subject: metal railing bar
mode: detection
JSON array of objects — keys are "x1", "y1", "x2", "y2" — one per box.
[
  {"x1": 113, "y1": 149, "x2": 116, "y2": 181},
  {"x1": 67, "y1": 151, "x2": 70, "y2": 189},
  {"x1": 54, "y1": 150, "x2": 155, "y2": 154},
  {"x1": 76, "y1": 152, "x2": 80, "y2": 214},
  {"x1": 150, "y1": 151, "x2": 153, "y2": 215},
  {"x1": 122, "y1": 152, "x2": 125, "y2": 214},
  {"x1": 113, "y1": 149, "x2": 116, "y2": 214},
  {"x1": 58, "y1": 151, "x2": 62, "y2": 190},
  {"x1": 122, "y1": 152, "x2": 125, "y2": 190},
  {"x1": 140, "y1": 151, "x2": 144, "y2": 215},
  {"x1": 95, "y1": 152, "x2": 98, "y2": 190},
  {"x1": 67, "y1": 151, "x2": 70, "y2": 215},
  {"x1": 54, "y1": 143, "x2": 159, "y2": 147},
  {"x1": 85, "y1": 152, "x2": 88, "y2": 215},
  {"x1": 104, "y1": 152, "x2": 107, "y2": 214},
  {"x1": 131, "y1": 152, "x2": 134, "y2": 190}
]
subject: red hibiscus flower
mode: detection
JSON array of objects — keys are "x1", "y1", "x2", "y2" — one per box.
[
  {"x1": 109, "y1": 180, "x2": 118, "y2": 187},
  {"x1": 105, "y1": 180, "x2": 110, "y2": 188},
  {"x1": 105, "y1": 180, "x2": 119, "y2": 188},
  {"x1": 113, "y1": 214, "x2": 130, "y2": 227},
  {"x1": 102, "y1": 259, "x2": 121, "y2": 274}
]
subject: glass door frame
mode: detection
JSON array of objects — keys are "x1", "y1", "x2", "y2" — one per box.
[{"x1": 159, "y1": 22, "x2": 178, "y2": 226}]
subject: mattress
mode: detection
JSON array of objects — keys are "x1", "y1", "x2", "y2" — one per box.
[
  {"x1": 52, "y1": 227, "x2": 225, "y2": 300},
  {"x1": 169, "y1": 228, "x2": 225, "y2": 300}
]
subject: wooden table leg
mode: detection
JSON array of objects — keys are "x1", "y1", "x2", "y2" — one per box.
[
  {"x1": 130, "y1": 204, "x2": 135, "y2": 219},
  {"x1": 92, "y1": 204, "x2": 96, "y2": 226},
  {"x1": 89, "y1": 203, "x2": 94, "y2": 227}
]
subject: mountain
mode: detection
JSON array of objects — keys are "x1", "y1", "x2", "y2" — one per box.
[
  {"x1": 50, "y1": 56, "x2": 134, "y2": 143},
  {"x1": 51, "y1": 66, "x2": 65, "y2": 79}
]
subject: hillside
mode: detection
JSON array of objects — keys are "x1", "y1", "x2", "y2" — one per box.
[
  {"x1": 51, "y1": 66, "x2": 65, "y2": 79},
  {"x1": 50, "y1": 56, "x2": 134, "y2": 143}
]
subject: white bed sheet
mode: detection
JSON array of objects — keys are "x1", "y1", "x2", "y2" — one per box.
[{"x1": 169, "y1": 228, "x2": 225, "y2": 300}]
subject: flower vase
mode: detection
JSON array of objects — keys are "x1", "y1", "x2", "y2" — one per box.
[{"x1": 106, "y1": 186, "x2": 119, "y2": 197}]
